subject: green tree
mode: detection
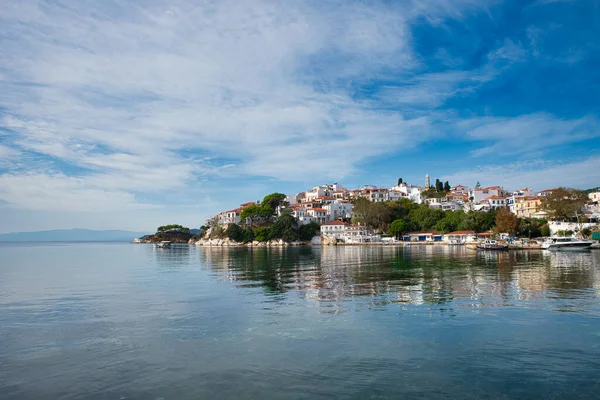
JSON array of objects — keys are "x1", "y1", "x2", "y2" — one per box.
[
  {"x1": 366, "y1": 202, "x2": 392, "y2": 231},
  {"x1": 435, "y1": 179, "x2": 443, "y2": 192},
  {"x1": 262, "y1": 193, "x2": 287, "y2": 210},
  {"x1": 518, "y1": 218, "x2": 547, "y2": 238},
  {"x1": 434, "y1": 210, "x2": 466, "y2": 233},
  {"x1": 397, "y1": 177, "x2": 403, "y2": 186},
  {"x1": 269, "y1": 213, "x2": 299, "y2": 241},
  {"x1": 541, "y1": 224, "x2": 551, "y2": 237},
  {"x1": 350, "y1": 197, "x2": 371, "y2": 225},
  {"x1": 225, "y1": 223, "x2": 254, "y2": 243},
  {"x1": 298, "y1": 222, "x2": 320, "y2": 241},
  {"x1": 240, "y1": 204, "x2": 273, "y2": 225},
  {"x1": 209, "y1": 225, "x2": 226, "y2": 239},
  {"x1": 541, "y1": 187, "x2": 588, "y2": 221},
  {"x1": 443, "y1": 181, "x2": 451, "y2": 192},
  {"x1": 157, "y1": 224, "x2": 189, "y2": 233},
  {"x1": 461, "y1": 210, "x2": 497, "y2": 233},
  {"x1": 494, "y1": 207, "x2": 519, "y2": 235},
  {"x1": 389, "y1": 219, "x2": 409, "y2": 239},
  {"x1": 407, "y1": 205, "x2": 445, "y2": 232},
  {"x1": 253, "y1": 226, "x2": 272, "y2": 242}
]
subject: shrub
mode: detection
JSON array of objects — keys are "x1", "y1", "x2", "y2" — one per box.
[{"x1": 225, "y1": 224, "x2": 254, "y2": 243}]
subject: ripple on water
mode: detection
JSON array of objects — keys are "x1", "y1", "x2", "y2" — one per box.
[{"x1": 1, "y1": 244, "x2": 600, "y2": 399}]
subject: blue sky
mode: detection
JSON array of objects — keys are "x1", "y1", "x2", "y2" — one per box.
[{"x1": 0, "y1": 0, "x2": 599, "y2": 233}]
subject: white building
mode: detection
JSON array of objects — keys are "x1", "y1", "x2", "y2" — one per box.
[
  {"x1": 324, "y1": 201, "x2": 353, "y2": 220},
  {"x1": 388, "y1": 189, "x2": 409, "y2": 202},
  {"x1": 305, "y1": 186, "x2": 329, "y2": 202},
  {"x1": 537, "y1": 189, "x2": 556, "y2": 197},
  {"x1": 307, "y1": 208, "x2": 330, "y2": 224},
  {"x1": 320, "y1": 221, "x2": 348, "y2": 239},
  {"x1": 589, "y1": 192, "x2": 600, "y2": 203},
  {"x1": 344, "y1": 225, "x2": 380, "y2": 243},
  {"x1": 512, "y1": 188, "x2": 534, "y2": 197},
  {"x1": 470, "y1": 186, "x2": 507, "y2": 204},
  {"x1": 443, "y1": 230, "x2": 477, "y2": 243},
  {"x1": 218, "y1": 208, "x2": 242, "y2": 225},
  {"x1": 548, "y1": 221, "x2": 598, "y2": 235},
  {"x1": 368, "y1": 188, "x2": 389, "y2": 203},
  {"x1": 404, "y1": 232, "x2": 443, "y2": 242},
  {"x1": 482, "y1": 196, "x2": 507, "y2": 209},
  {"x1": 411, "y1": 187, "x2": 425, "y2": 204},
  {"x1": 451, "y1": 185, "x2": 470, "y2": 195},
  {"x1": 321, "y1": 222, "x2": 380, "y2": 243}
]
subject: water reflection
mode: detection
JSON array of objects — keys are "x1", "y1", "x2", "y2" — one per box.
[
  {"x1": 190, "y1": 246, "x2": 600, "y2": 315},
  {"x1": 2, "y1": 244, "x2": 600, "y2": 400}
]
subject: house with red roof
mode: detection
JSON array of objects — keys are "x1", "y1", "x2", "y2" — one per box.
[
  {"x1": 470, "y1": 185, "x2": 507, "y2": 204},
  {"x1": 443, "y1": 230, "x2": 476, "y2": 243},
  {"x1": 404, "y1": 231, "x2": 444, "y2": 242},
  {"x1": 482, "y1": 195, "x2": 507, "y2": 209}
]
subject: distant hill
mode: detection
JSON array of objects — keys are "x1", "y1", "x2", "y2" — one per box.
[
  {"x1": 0, "y1": 229, "x2": 150, "y2": 242},
  {"x1": 584, "y1": 187, "x2": 600, "y2": 194}
]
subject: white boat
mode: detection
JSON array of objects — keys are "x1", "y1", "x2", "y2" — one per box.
[
  {"x1": 447, "y1": 239, "x2": 464, "y2": 246},
  {"x1": 154, "y1": 241, "x2": 172, "y2": 248},
  {"x1": 476, "y1": 240, "x2": 508, "y2": 250},
  {"x1": 541, "y1": 237, "x2": 593, "y2": 251}
]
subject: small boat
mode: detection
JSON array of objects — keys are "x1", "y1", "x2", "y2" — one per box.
[
  {"x1": 154, "y1": 241, "x2": 172, "y2": 248},
  {"x1": 541, "y1": 237, "x2": 593, "y2": 251},
  {"x1": 447, "y1": 239, "x2": 464, "y2": 246},
  {"x1": 476, "y1": 240, "x2": 508, "y2": 250}
]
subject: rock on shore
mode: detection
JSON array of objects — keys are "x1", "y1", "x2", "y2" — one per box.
[{"x1": 193, "y1": 237, "x2": 311, "y2": 247}]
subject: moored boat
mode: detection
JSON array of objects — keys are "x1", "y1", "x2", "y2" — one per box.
[
  {"x1": 476, "y1": 240, "x2": 508, "y2": 250},
  {"x1": 154, "y1": 241, "x2": 172, "y2": 248},
  {"x1": 541, "y1": 237, "x2": 593, "y2": 251}
]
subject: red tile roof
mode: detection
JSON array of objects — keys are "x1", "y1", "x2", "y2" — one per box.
[
  {"x1": 322, "y1": 221, "x2": 348, "y2": 226},
  {"x1": 447, "y1": 230, "x2": 475, "y2": 235}
]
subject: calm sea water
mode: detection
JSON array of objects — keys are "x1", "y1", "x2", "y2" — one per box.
[{"x1": 1, "y1": 243, "x2": 600, "y2": 399}]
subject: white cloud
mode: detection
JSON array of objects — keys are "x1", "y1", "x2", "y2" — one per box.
[
  {"x1": 0, "y1": 173, "x2": 158, "y2": 212},
  {"x1": 0, "y1": 144, "x2": 18, "y2": 161},
  {"x1": 441, "y1": 156, "x2": 600, "y2": 191},
  {"x1": 0, "y1": 0, "x2": 498, "y2": 213},
  {"x1": 458, "y1": 113, "x2": 599, "y2": 157},
  {"x1": 0, "y1": 0, "x2": 593, "y2": 229}
]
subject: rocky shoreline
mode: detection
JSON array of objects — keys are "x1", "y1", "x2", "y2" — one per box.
[{"x1": 191, "y1": 237, "x2": 314, "y2": 247}]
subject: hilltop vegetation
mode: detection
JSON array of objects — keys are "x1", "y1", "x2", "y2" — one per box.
[
  {"x1": 145, "y1": 225, "x2": 194, "y2": 243},
  {"x1": 352, "y1": 198, "x2": 550, "y2": 238},
  {"x1": 205, "y1": 193, "x2": 320, "y2": 243}
]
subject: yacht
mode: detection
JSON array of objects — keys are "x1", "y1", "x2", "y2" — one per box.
[
  {"x1": 154, "y1": 241, "x2": 172, "y2": 248},
  {"x1": 476, "y1": 240, "x2": 508, "y2": 250},
  {"x1": 541, "y1": 237, "x2": 593, "y2": 251}
]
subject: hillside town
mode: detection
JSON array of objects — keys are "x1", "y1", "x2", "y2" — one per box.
[{"x1": 202, "y1": 175, "x2": 600, "y2": 246}]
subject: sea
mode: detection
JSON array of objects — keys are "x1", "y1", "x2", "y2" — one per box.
[{"x1": 1, "y1": 242, "x2": 600, "y2": 399}]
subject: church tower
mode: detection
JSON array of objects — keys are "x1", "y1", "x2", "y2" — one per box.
[{"x1": 425, "y1": 174, "x2": 430, "y2": 188}]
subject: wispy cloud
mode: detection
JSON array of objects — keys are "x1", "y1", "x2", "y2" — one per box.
[
  {"x1": 0, "y1": 173, "x2": 158, "y2": 212},
  {"x1": 441, "y1": 156, "x2": 600, "y2": 190},
  {"x1": 0, "y1": 0, "x2": 597, "y2": 230},
  {"x1": 0, "y1": 0, "x2": 500, "y2": 211},
  {"x1": 458, "y1": 113, "x2": 599, "y2": 157}
]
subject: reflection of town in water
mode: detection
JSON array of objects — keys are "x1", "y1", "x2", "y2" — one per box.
[{"x1": 160, "y1": 245, "x2": 600, "y2": 313}]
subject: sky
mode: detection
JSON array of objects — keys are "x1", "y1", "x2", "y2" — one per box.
[{"x1": 0, "y1": 0, "x2": 599, "y2": 233}]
